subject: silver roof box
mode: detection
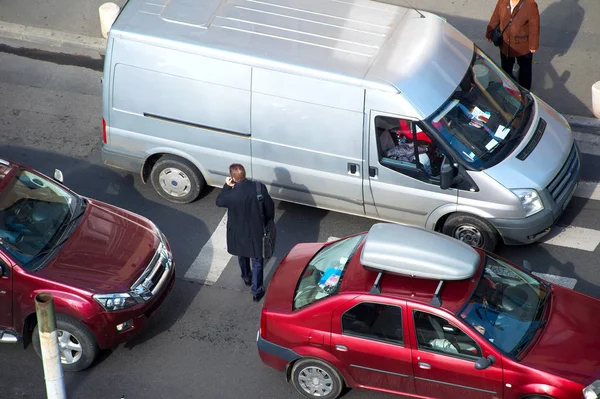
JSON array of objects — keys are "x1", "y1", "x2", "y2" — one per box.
[{"x1": 360, "y1": 223, "x2": 480, "y2": 281}]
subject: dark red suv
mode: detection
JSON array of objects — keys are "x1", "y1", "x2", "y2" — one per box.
[
  {"x1": 0, "y1": 159, "x2": 175, "y2": 371},
  {"x1": 257, "y1": 223, "x2": 600, "y2": 399}
]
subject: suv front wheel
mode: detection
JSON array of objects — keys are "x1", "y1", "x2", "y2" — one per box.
[{"x1": 32, "y1": 314, "x2": 99, "y2": 372}]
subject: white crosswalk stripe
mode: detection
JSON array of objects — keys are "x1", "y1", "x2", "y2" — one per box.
[
  {"x1": 575, "y1": 131, "x2": 600, "y2": 157},
  {"x1": 532, "y1": 273, "x2": 578, "y2": 289},
  {"x1": 184, "y1": 213, "x2": 231, "y2": 285}
]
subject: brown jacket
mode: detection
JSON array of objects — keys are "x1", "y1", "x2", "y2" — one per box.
[{"x1": 486, "y1": 0, "x2": 540, "y2": 57}]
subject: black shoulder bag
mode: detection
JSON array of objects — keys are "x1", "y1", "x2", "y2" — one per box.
[
  {"x1": 255, "y1": 181, "x2": 276, "y2": 260},
  {"x1": 492, "y1": 1, "x2": 524, "y2": 47}
]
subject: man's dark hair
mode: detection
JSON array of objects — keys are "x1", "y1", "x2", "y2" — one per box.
[{"x1": 229, "y1": 163, "x2": 246, "y2": 182}]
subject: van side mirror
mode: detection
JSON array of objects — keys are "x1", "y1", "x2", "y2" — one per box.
[
  {"x1": 474, "y1": 355, "x2": 496, "y2": 370},
  {"x1": 440, "y1": 157, "x2": 456, "y2": 190},
  {"x1": 54, "y1": 169, "x2": 64, "y2": 183},
  {"x1": 522, "y1": 260, "x2": 532, "y2": 271}
]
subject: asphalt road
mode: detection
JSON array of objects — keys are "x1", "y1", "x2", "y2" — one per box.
[{"x1": 0, "y1": 49, "x2": 600, "y2": 399}]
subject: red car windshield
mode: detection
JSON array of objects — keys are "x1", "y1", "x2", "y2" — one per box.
[
  {"x1": 0, "y1": 169, "x2": 78, "y2": 268},
  {"x1": 293, "y1": 234, "x2": 365, "y2": 310},
  {"x1": 458, "y1": 255, "x2": 550, "y2": 355}
]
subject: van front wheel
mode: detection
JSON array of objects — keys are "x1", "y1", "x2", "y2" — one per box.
[
  {"x1": 442, "y1": 213, "x2": 499, "y2": 252},
  {"x1": 150, "y1": 156, "x2": 204, "y2": 204}
]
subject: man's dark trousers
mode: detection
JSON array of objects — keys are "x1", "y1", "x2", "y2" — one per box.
[{"x1": 238, "y1": 256, "x2": 264, "y2": 296}]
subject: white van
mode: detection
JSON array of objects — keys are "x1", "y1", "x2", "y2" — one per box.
[{"x1": 101, "y1": 0, "x2": 579, "y2": 251}]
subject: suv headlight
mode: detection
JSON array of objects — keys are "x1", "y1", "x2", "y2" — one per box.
[
  {"x1": 93, "y1": 293, "x2": 137, "y2": 312},
  {"x1": 584, "y1": 380, "x2": 600, "y2": 399},
  {"x1": 512, "y1": 189, "x2": 544, "y2": 217}
]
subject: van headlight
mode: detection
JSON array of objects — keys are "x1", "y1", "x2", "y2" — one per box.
[
  {"x1": 584, "y1": 380, "x2": 600, "y2": 399},
  {"x1": 93, "y1": 293, "x2": 137, "y2": 311},
  {"x1": 512, "y1": 189, "x2": 544, "y2": 217}
]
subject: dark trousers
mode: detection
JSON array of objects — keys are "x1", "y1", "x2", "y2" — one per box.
[
  {"x1": 500, "y1": 51, "x2": 533, "y2": 90},
  {"x1": 238, "y1": 256, "x2": 264, "y2": 296}
]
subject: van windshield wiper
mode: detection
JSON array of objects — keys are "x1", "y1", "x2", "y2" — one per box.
[{"x1": 505, "y1": 93, "x2": 533, "y2": 133}]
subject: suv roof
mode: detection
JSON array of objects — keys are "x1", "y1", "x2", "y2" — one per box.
[{"x1": 111, "y1": 0, "x2": 473, "y2": 118}]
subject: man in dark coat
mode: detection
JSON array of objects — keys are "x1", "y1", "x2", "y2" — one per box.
[{"x1": 216, "y1": 163, "x2": 274, "y2": 302}]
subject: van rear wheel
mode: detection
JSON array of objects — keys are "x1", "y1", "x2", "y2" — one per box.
[
  {"x1": 150, "y1": 155, "x2": 204, "y2": 204},
  {"x1": 442, "y1": 213, "x2": 499, "y2": 252}
]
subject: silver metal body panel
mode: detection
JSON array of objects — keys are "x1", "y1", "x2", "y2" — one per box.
[
  {"x1": 100, "y1": 0, "x2": 577, "y2": 246},
  {"x1": 360, "y1": 223, "x2": 480, "y2": 280}
]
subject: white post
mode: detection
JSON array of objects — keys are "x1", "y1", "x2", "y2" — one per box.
[
  {"x1": 35, "y1": 293, "x2": 67, "y2": 399},
  {"x1": 99, "y1": 2, "x2": 121, "y2": 39},
  {"x1": 592, "y1": 81, "x2": 600, "y2": 119}
]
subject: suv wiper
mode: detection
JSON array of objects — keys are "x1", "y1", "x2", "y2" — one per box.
[{"x1": 29, "y1": 201, "x2": 87, "y2": 270}]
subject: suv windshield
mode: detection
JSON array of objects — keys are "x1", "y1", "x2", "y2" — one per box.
[
  {"x1": 426, "y1": 47, "x2": 533, "y2": 169},
  {"x1": 0, "y1": 168, "x2": 79, "y2": 269},
  {"x1": 459, "y1": 255, "x2": 550, "y2": 355},
  {"x1": 293, "y1": 234, "x2": 365, "y2": 310}
]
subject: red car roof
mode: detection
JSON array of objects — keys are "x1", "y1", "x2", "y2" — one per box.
[{"x1": 339, "y1": 240, "x2": 482, "y2": 315}]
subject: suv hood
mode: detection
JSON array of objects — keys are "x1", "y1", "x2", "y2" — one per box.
[
  {"x1": 484, "y1": 96, "x2": 574, "y2": 190},
  {"x1": 36, "y1": 199, "x2": 159, "y2": 293},
  {"x1": 521, "y1": 285, "x2": 600, "y2": 384}
]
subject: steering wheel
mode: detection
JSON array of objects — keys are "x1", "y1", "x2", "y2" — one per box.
[{"x1": 450, "y1": 336, "x2": 462, "y2": 353}]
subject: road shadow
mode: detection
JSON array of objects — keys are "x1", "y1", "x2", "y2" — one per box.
[
  {"x1": 418, "y1": 6, "x2": 589, "y2": 117},
  {"x1": 0, "y1": 145, "x2": 210, "y2": 393},
  {"x1": 264, "y1": 167, "x2": 328, "y2": 286}
]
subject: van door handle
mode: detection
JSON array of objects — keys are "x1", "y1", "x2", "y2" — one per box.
[
  {"x1": 348, "y1": 163, "x2": 360, "y2": 176},
  {"x1": 335, "y1": 345, "x2": 348, "y2": 352},
  {"x1": 418, "y1": 362, "x2": 431, "y2": 369},
  {"x1": 369, "y1": 166, "x2": 378, "y2": 178}
]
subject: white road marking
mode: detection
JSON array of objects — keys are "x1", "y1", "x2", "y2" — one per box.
[
  {"x1": 574, "y1": 180, "x2": 600, "y2": 201},
  {"x1": 540, "y1": 225, "x2": 600, "y2": 252},
  {"x1": 184, "y1": 214, "x2": 231, "y2": 285},
  {"x1": 532, "y1": 273, "x2": 578, "y2": 289}
]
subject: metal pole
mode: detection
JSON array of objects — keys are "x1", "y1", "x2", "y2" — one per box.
[{"x1": 35, "y1": 293, "x2": 67, "y2": 399}]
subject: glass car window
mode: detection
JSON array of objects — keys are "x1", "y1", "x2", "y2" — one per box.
[
  {"x1": 342, "y1": 302, "x2": 403, "y2": 345},
  {"x1": 375, "y1": 116, "x2": 443, "y2": 179},
  {"x1": 0, "y1": 169, "x2": 78, "y2": 269},
  {"x1": 458, "y1": 255, "x2": 549, "y2": 355},
  {"x1": 414, "y1": 311, "x2": 482, "y2": 359},
  {"x1": 426, "y1": 47, "x2": 532, "y2": 169},
  {"x1": 293, "y1": 234, "x2": 364, "y2": 310}
]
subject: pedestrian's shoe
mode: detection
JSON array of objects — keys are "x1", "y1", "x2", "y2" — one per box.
[
  {"x1": 243, "y1": 279, "x2": 251, "y2": 287},
  {"x1": 253, "y1": 291, "x2": 265, "y2": 302}
]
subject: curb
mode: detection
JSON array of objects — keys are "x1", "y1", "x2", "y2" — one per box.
[{"x1": 0, "y1": 21, "x2": 106, "y2": 54}]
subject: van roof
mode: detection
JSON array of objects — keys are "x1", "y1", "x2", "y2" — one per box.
[{"x1": 111, "y1": 0, "x2": 474, "y2": 118}]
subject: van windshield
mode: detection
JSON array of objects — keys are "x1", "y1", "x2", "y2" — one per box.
[{"x1": 426, "y1": 48, "x2": 533, "y2": 169}]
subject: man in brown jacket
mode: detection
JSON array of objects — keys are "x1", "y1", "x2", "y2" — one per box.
[{"x1": 486, "y1": 0, "x2": 540, "y2": 90}]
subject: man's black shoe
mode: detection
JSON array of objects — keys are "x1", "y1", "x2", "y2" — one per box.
[
  {"x1": 243, "y1": 279, "x2": 252, "y2": 286},
  {"x1": 253, "y1": 291, "x2": 265, "y2": 302}
]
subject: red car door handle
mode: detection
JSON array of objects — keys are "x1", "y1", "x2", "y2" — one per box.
[
  {"x1": 335, "y1": 345, "x2": 348, "y2": 352},
  {"x1": 418, "y1": 362, "x2": 432, "y2": 369}
]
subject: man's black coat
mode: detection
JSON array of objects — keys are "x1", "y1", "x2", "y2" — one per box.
[{"x1": 216, "y1": 179, "x2": 275, "y2": 259}]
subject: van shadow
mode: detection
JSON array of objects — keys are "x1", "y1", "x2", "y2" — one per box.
[
  {"x1": 264, "y1": 167, "x2": 329, "y2": 286},
  {"x1": 424, "y1": 5, "x2": 589, "y2": 117},
  {"x1": 0, "y1": 145, "x2": 209, "y2": 390}
]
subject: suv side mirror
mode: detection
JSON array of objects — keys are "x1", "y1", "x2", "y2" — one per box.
[
  {"x1": 474, "y1": 355, "x2": 496, "y2": 370},
  {"x1": 522, "y1": 260, "x2": 533, "y2": 271},
  {"x1": 440, "y1": 156, "x2": 456, "y2": 190},
  {"x1": 54, "y1": 169, "x2": 64, "y2": 183}
]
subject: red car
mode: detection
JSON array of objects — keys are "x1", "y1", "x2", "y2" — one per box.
[
  {"x1": 0, "y1": 159, "x2": 175, "y2": 371},
  {"x1": 257, "y1": 223, "x2": 600, "y2": 399}
]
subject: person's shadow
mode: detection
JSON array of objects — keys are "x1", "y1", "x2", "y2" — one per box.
[
  {"x1": 530, "y1": 0, "x2": 587, "y2": 115},
  {"x1": 264, "y1": 167, "x2": 328, "y2": 285}
]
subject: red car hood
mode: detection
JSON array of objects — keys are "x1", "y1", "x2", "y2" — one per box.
[
  {"x1": 521, "y1": 285, "x2": 600, "y2": 384},
  {"x1": 36, "y1": 199, "x2": 159, "y2": 294}
]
